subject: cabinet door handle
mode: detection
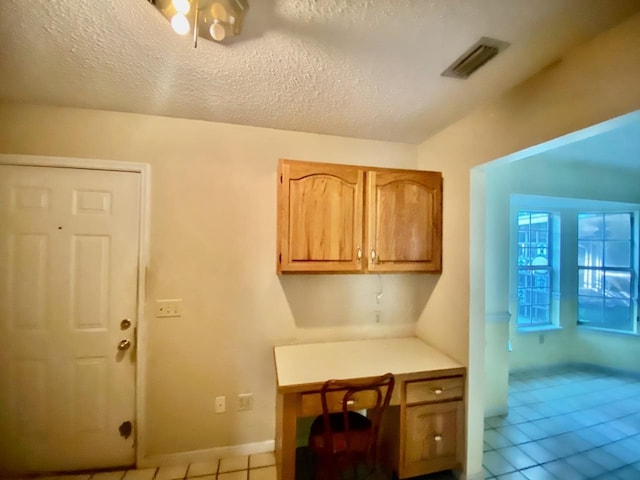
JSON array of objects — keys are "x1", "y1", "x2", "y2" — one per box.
[
  {"x1": 433, "y1": 388, "x2": 444, "y2": 395},
  {"x1": 370, "y1": 248, "x2": 377, "y2": 263},
  {"x1": 357, "y1": 246, "x2": 362, "y2": 260},
  {"x1": 434, "y1": 435, "x2": 443, "y2": 442},
  {"x1": 340, "y1": 399, "x2": 356, "y2": 407}
]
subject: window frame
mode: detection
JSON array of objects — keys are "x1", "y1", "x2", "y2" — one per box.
[
  {"x1": 576, "y1": 211, "x2": 637, "y2": 333},
  {"x1": 516, "y1": 211, "x2": 554, "y2": 328}
]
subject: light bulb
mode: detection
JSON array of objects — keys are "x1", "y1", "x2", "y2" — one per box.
[
  {"x1": 209, "y1": 20, "x2": 226, "y2": 41},
  {"x1": 172, "y1": 0, "x2": 190, "y2": 14},
  {"x1": 171, "y1": 13, "x2": 190, "y2": 35}
]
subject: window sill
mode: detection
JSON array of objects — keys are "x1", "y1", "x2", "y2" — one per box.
[
  {"x1": 517, "y1": 325, "x2": 563, "y2": 334},
  {"x1": 577, "y1": 325, "x2": 638, "y2": 337}
]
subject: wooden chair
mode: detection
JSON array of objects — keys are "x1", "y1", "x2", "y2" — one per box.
[{"x1": 308, "y1": 372, "x2": 395, "y2": 479}]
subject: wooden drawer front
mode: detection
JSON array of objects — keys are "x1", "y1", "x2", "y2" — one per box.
[
  {"x1": 406, "y1": 376, "x2": 463, "y2": 405},
  {"x1": 299, "y1": 390, "x2": 379, "y2": 417},
  {"x1": 402, "y1": 402, "x2": 461, "y2": 478}
]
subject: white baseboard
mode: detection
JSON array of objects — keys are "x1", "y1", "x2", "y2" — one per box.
[
  {"x1": 484, "y1": 405, "x2": 509, "y2": 418},
  {"x1": 137, "y1": 440, "x2": 275, "y2": 468},
  {"x1": 462, "y1": 471, "x2": 486, "y2": 480}
]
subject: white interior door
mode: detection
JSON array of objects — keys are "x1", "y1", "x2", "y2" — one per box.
[{"x1": 0, "y1": 165, "x2": 141, "y2": 473}]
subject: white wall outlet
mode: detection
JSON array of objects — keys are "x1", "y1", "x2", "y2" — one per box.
[
  {"x1": 238, "y1": 393, "x2": 253, "y2": 411},
  {"x1": 155, "y1": 299, "x2": 182, "y2": 317},
  {"x1": 215, "y1": 395, "x2": 226, "y2": 414}
]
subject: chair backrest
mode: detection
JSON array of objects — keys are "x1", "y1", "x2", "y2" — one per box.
[{"x1": 318, "y1": 372, "x2": 395, "y2": 464}]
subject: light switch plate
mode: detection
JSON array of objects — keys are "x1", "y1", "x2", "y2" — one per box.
[{"x1": 155, "y1": 299, "x2": 182, "y2": 317}]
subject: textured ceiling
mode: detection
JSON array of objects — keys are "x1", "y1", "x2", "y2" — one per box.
[{"x1": 1, "y1": 0, "x2": 639, "y2": 144}]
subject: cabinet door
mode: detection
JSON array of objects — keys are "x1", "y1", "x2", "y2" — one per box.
[
  {"x1": 277, "y1": 159, "x2": 364, "y2": 273},
  {"x1": 367, "y1": 170, "x2": 442, "y2": 272},
  {"x1": 401, "y1": 401, "x2": 462, "y2": 478}
]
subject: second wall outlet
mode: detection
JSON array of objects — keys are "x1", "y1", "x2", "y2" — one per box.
[
  {"x1": 215, "y1": 396, "x2": 226, "y2": 414},
  {"x1": 238, "y1": 393, "x2": 253, "y2": 411}
]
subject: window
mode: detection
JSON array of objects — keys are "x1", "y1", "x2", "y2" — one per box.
[
  {"x1": 517, "y1": 211, "x2": 552, "y2": 327},
  {"x1": 578, "y1": 212, "x2": 635, "y2": 332}
]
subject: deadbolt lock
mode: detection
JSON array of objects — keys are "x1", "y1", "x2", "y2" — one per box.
[{"x1": 120, "y1": 318, "x2": 132, "y2": 330}]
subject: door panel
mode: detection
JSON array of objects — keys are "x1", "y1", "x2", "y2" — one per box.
[
  {"x1": 367, "y1": 170, "x2": 442, "y2": 272},
  {"x1": 71, "y1": 234, "x2": 110, "y2": 329},
  {"x1": 10, "y1": 233, "x2": 48, "y2": 329},
  {"x1": 289, "y1": 176, "x2": 356, "y2": 261},
  {"x1": 278, "y1": 159, "x2": 364, "y2": 272},
  {"x1": 375, "y1": 181, "x2": 433, "y2": 261},
  {"x1": 0, "y1": 165, "x2": 140, "y2": 473}
]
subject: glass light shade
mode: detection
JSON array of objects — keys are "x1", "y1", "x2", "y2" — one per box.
[
  {"x1": 209, "y1": 20, "x2": 226, "y2": 41},
  {"x1": 172, "y1": 0, "x2": 191, "y2": 14},
  {"x1": 171, "y1": 13, "x2": 190, "y2": 35}
]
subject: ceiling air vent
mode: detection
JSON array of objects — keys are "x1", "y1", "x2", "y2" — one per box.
[{"x1": 441, "y1": 37, "x2": 510, "y2": 79}]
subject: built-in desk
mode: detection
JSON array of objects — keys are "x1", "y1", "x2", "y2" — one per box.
[{"x1": 273, "y1": 337, "x2": 466, "y2": 479}]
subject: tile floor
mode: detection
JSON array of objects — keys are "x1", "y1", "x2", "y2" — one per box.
[
  {"x1": 483, "y1": 366, "x2": 640, "y2": 480},
  {"x1": 11, "y1": 452, "x2": 277, "y2": 480},
  {"x1": 9, "y1": 448, "x2": 458, "y2": 480},
  {"x1": 9, "y1": 443, "x2": 456, "y2": 480}
]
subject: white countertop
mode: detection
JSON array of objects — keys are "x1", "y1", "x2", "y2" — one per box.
[{"x1": 274, "y1": 337, "x2": 464, "y2": 389}]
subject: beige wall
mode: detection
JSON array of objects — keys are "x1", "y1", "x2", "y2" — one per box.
[
  {"x1": 3, "y1": 9, "x2": 640, "y2": 478},
  {"x1": 416, "y1": 12, "x2": 640, "y2": 479},
  {"x1": 0, "y1": 105, "x2": 427, "y2": 460}
]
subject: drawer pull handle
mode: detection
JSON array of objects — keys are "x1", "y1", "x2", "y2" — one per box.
[
  {"x1": 341, "y1": 399, "x2": 356, "y2": 406},
  {"x1": 434, "y1": 435, "x2": 443, "y2": 442},
  {"x1": 433, "y1": 388, "x2": 444, "y2": 395}
]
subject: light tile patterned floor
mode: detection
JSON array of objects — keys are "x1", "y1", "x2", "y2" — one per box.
[
  {"x1": 13, "y1": 442, "x2": 456, "y2": 480},
  {"x1": 15, "y1": 453, "x2": 276, "y2": 480},
  {"x1": 484, "y1": 366, "x2": 640, "y2": 480}
]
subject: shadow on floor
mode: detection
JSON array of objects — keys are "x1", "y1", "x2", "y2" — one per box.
[{"x1": 295, "y1": 447, "x2": 457, "y2": 480}]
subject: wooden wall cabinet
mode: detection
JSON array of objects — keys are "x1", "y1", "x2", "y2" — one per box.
[{"x1": 277, "y1": 159, "x2": 442, "y2": 274}]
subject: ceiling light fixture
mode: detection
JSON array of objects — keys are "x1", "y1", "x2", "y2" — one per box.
[{"x1": 149, "y1": 0, "x2": 249, "y2": 47}]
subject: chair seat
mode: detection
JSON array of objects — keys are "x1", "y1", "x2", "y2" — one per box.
[{"x1": 309, "y1": 411, "x2": 372, "y2": 453}]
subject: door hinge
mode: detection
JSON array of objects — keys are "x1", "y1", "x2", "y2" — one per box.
[
  {"x1": 280, "y1": 174, "x2": 283, "y2": 183},
  {"x1": 278, "y1": 253, "x2": 282, "y2": 263}
]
